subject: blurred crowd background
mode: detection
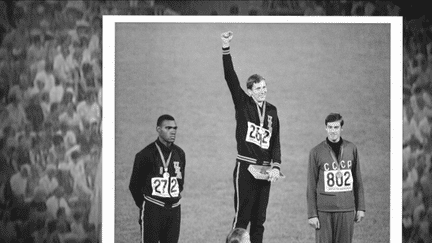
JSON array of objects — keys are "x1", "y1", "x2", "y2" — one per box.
[
  {"x1": 0, "y1": 1, "x2": 428, "y2": 243},
  {"x1": 0, "y1": 1, "x2": 102, "y2": 242}
]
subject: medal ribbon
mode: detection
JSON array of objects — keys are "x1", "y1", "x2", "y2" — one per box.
[
  {"x1": 328, "y1": 143, "x2": 344, "y2": 171},
  {"x1": 256, "y1": 101, "x2": 266, "y2": 146},
  {"x1": 256, "y1": 101, "x2": 266, "y2": 127},
  {"x1": 155, "y1": 142, "x2": 172, "y2": 173}
]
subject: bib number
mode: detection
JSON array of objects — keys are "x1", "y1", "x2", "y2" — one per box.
[
  {"x1": 151, "y1": 177, "x2": 179, "y2": 198},
  {"x1": 245, "y1": 122, "x2": 271, "y2": 149},
  {"x1": 324, "y1": 169, "x2": 353, "y2": 192}
]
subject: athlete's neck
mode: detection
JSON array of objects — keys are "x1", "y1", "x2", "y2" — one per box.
[
  {"x1": 158, "y1": 137, "x2": 172, "y2": 148},
  {"x1": 252, "y1": 96, "x2": 264, "y2": 107}
]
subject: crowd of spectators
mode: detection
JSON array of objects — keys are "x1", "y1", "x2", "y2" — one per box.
[
  {"x1": 0, "y1": 1, "x2": 103, "y2": 242},
  {"x1": 403, "y1": 13, "x2": 432, "y2": 243}
]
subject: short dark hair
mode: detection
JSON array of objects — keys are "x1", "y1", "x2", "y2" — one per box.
[
  {"x1": 246, "y1": 74, "x2": 265, "y2": 90},
  {"x1": 157, "y1": 114, "x2": 175, "y2": 127},
  {"x1": 325, "y1": 113, "x2": 344, "y2": 127}
]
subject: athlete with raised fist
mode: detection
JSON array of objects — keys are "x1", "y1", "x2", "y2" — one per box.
[{"x1": 221, "y1": 31, "x2": 283, "y2": 243}]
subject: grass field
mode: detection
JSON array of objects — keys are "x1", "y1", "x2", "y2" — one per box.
[{"x1": 113, "y1": 21, "x2": 391, "y2": 242}]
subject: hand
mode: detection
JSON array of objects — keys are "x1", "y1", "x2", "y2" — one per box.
[
  {"x1": 308, "y1": 217, "x2": 320, "y2": 229},
  {"x1": 355, "y1": 210, "x2": 365, "y2": 223},
  {"x1": 221, "y1": 31, "x2": 233, "y2": 47},
  {"x1": 267, "y1": 168, "x2": 280, "y2": 182}
]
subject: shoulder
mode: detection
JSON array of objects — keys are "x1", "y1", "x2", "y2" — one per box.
[
  {"x1": 172, "y1": 144, "x2": 186, "y2": 156},
  {"x1": 265, "y1": 101, "x2": 279, "y2": 117},
  {"x1": 135, "y1": 142, "x2": 156, "y2": 157},
  {"x1": 342, "y1": 139, "x2": 357, "y2": 150},
  {"x1": 310, "y1": 141, "x2": 326, "y2": 154},
  {"x1": 266, "y1": 101, "x2": 277, "y2": 111}
]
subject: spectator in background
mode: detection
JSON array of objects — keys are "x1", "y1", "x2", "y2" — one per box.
[
  {"x1": 77, "y1": 91, "x2": 100, "y2": 127},
  {"x1": 364, "y1": 1, "x2": 376, "y2": 16},
  {"x1": 56, "y1": 207, "x2": 71, "y2": 234},
  {"x1": 6, "y1": 92, "x2": 27, "y2": 131},
  {"x1": 27, "y1": 28, "x2": 46, "y2": 79},
  {"x1": 45, "y1": 219, "x2": 61, "y2": 243},
  {"x1": 0, "y1": 102, "x2": 11, "y2": 136},
  {"x1": 33, "y1": 60, "x2": 55, "y2": 94},
  {"x1": 230, "y1": 4, "x2": 239, "y2": 15},
  {"x1": 40, "y1": 91, "x2": 51, "y2": 121},
  {"x1": 248, "y1": 8, "x2": 258, "y2": 15},
  {"x1": 59, "y1": 102, "x2": 83, "y2": 132},
  {"x1": 38, "y1": 164, "x2": 59, "y2": 197},
  {"x1": 8, "y1": 71, "x2": 29, "y2": 105},
  {"x1": 46, "y1": 103, "x2": 61, "y2": 132},
  {"x1": 81, "y1": 62, "x2": 98, "y2": 95},
  {"x1": 70, "y1": 210, "x2": 86, "y2": 241},
  {"x1": 48, "y1": 134, "x2": 66, "y2": 166},
  {"x1": 50, "y1": 76, "x2": 65, "y2": 106},
  {"x1": 88, "y1": 16, "x2": 101, "y2": 55},
  {"x1": 28, "y1": 78, "x2": 46, "y2": 99},
  {"x1": 304, "y1": 1, "x2": 326, "y2": 16},
  {"x1": 10, "y1": 164, "x2": 31, "y2": 203},
  {"x1": 351, "y1": 1, "x2": 364, "y2": 16},
  {"x1": 46, "y1": 186, "x2": 71, "y2": 220},
  {"x1": 53, "y1": 37, "x2": 73, "y2": 85},
  {"x1": 70, "y1": 150, "x2": 93, "y2": 199},
  {"x1": 25, "y1": 95, "x2": 44, "y2": 132}
]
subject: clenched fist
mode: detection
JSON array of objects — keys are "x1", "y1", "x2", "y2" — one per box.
[{"x1": 221, "y1": 31, "x2": 233, "y2": 48}]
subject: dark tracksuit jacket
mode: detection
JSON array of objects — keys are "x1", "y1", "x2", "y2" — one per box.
[
  {"x1": 222, "y1": 47, "x2": 281, "y2": 168},
  {"x1": 223, "y1": 46, "x2": 281, "y2": 243},
  {"x1": 129, "y1": 139, "x2": 186, "y2": 211}
]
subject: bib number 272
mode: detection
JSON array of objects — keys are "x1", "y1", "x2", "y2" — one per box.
[{"x1": 151, "y1": 177, "x2": 179, "y2": 198}]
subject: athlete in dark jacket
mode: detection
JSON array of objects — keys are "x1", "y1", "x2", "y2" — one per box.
[
  {"x1": 307, "y1": 113, "x2": 365, "y2": 243},
  {"x1": 129, "y1": 114, "x2": 186, "y2": 243},
  {"x1": 221, "y1": 31, "x2": 282, "y2": 243}
]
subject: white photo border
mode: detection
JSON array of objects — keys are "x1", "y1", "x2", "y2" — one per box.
[{"x1": 103, "y1": 16, "x2": 403, "y2": 243}]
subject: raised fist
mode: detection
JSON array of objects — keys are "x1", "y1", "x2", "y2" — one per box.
[{"x1": 221, "y1": 31, "x2": 233, "y2": 47}]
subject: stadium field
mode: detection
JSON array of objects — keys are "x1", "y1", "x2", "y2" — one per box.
[{"x1": 113, "y1": 20, "x2": 392, "y2": 243}]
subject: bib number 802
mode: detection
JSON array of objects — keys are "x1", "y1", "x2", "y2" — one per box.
[{"x1": 323, "y1": 170, "x2": 353, "y2": 192}]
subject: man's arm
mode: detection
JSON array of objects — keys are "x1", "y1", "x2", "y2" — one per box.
[
  {"x1": 306, "y1": 149, "x2": 320, "y2": 229},
  {"x1": 221, "y1": 31, "x2": 247, "y2": 107},
  {"x1": 179, "y1": 149, "x2": 186, "y2": 193},
  {"x1": 306, "y1": 149, "x2": 319, "y2": 219},
  {"x1": 129, "y1": 151, "x2": 147, "y2": 208},
  {"x1": 270, "y1": 110, "x2": 281, "y2": 170},
  {"x1": 353, "y1": 146, "x2": 365, "y2": 221},
  {"x1": 267, "y1": 111, "x2": 282, "y2": 182}
]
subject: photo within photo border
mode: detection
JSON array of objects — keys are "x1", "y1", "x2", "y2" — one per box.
[{"x1": 103, "y1": 16, "x2": 402, "y2": 243}]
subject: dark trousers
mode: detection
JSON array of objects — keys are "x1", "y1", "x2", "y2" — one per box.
[
  {"x1": 232, "y1": 162, "x2": 271, "y2": 243},
  {"x1": 140, "y1": 201, "x2": 181, "y2": 243},
  {"x1": 316, "y1": 211, "x2": 355, "y2": 243}
]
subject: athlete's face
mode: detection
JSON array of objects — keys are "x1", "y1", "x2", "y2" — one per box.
[
  {"x1": 157, "y1": 120, "x2": 177, "y2": 145},
  {"x1": 326, "y1": 121, "x2": 342, "y2": 142},
  {"x1": 248, "y1": 80, "x2": 267, "y2": 103}
]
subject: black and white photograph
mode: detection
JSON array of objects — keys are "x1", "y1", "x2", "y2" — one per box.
[{"x1": 107, "y1": 16, "x2": 401, "y2": 243}]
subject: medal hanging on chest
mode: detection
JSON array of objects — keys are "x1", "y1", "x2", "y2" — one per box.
[
  {"x1": 155, "y1": 142, "x2": 172, "y2": 178},
  {"x1": 256, "y1": 102, "x2": 266, "y2": 146},
  {"x1": 163, "y1": 168, "x2": 170, "y2": 178},
  {"x1": 336, "y1": 170, "x2": 342, "y2": 179}
]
